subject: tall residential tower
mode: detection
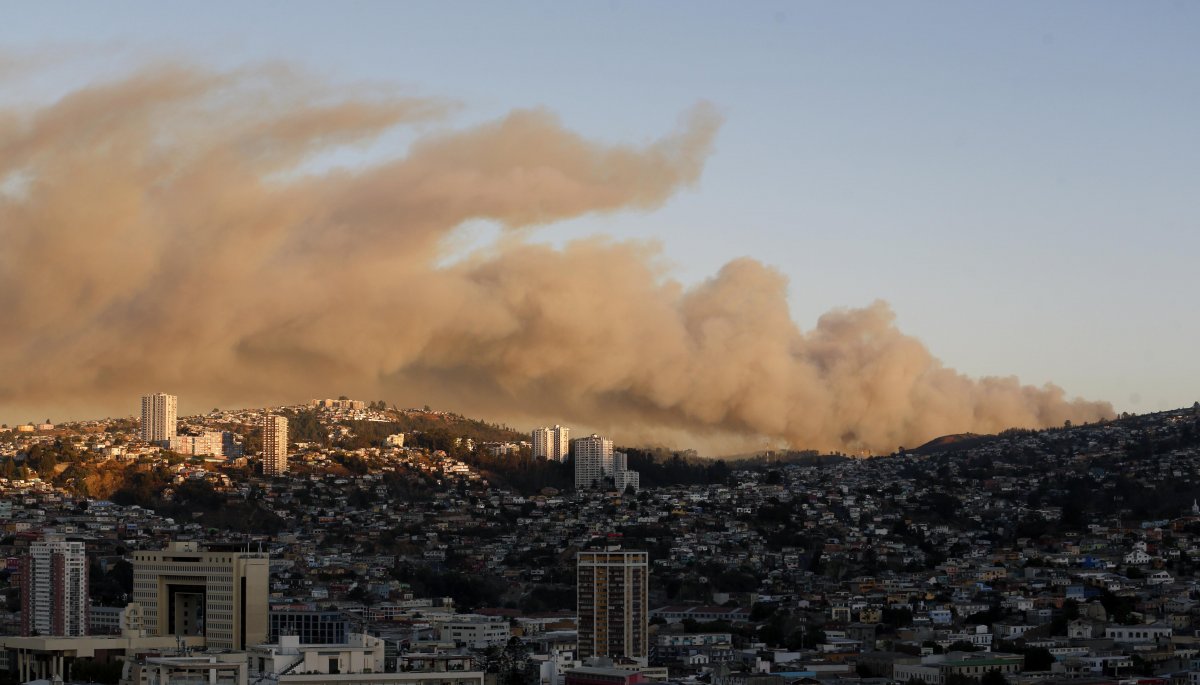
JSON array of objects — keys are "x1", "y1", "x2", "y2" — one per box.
[
  {"x1": 577, "y1": 546, "x2": 648, "y2": 662},
  {"x1": 263, "y1": 414, "x2": 288, "y2": 476},
  {"x1": 532, "y1": 425, "x2": 570, "y2": 462},
  {"x1": 574, "y1": 434, "x2": 615, "y2": 489},
  {"x1": 140, "y1": 393, "x2": 177, "y2": 445},
  {"x1": 21, "y1": 534, "x2": 89, "y2": 636}
]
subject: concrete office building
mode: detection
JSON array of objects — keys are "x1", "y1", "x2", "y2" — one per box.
[
  {"x1": 437, "y1": 615, "x2": 512, "y2": 649},
  {"x1": 21, "y1": 534, "x2": 89, "y2": 637},
  {"x1": 131, "y1": 541, "x2": 269, "y2": 650},
  {"x1": 574, "y1": 435, "x2": 613, "y2": 489},
  {"x1": 263, "y1": 415, "x2": 288, "y2": 476},
  {"x1": 251, "y1": 634, "x2": 485, "y2": 685},
  {"x1": 0, "y1": 632, "x2": 204, "y2": 683},
  {"x1": 125, "y1": 654, "x2": 249, "y2": 685},
  {"x1": 577, "y1": 548, "x2": 648, "y2": 662},
  {"x1": 140, "y1": 393, "x2": 177, "y2": 445},
  {"x1": 532, "y1": 425, "x2": 570, "y2": 462}
]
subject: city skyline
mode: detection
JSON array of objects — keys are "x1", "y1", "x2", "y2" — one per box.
[
  {"x1": 2, "y1": 390, "x2": 1199, "y2": 683},
  {"x1": 1, "y1": 3, "x2": 1197, "y2": 454}
]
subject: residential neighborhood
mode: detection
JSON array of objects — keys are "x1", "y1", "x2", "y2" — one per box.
[{"x1": 2, "y1": 401, "x2": 1200, "y2": 685}]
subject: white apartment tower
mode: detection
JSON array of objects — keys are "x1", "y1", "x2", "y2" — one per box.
[
  {"x1": 263, "y1": 414, "x2": 288, "y2": 476},
  {"x1": 574, "y1": 434, "x2": 614, "y2": 489},
  {"x1": 613, "y1": 451, "x2": 641, "y2": 493},
  {"x1": 140, "y1": 393, "x2": 178, "y2": 445},
  {"x1": 21, "y1": 534, "x2": 89, "y2": 636},
  {"x1": 532, "y1": 425, "x2": 570, "y2": 461}
]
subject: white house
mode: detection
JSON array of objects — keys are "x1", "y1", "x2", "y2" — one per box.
[{"x1": 1104, "y1": 624, "x2": 1172, "y2": 644}]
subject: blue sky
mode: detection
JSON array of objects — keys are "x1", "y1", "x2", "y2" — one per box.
[{"x1": 4, "y1": 1, "x2": 1198, "y2": 413}]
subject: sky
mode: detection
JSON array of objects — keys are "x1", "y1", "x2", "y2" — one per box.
[{"x1": 1, "y1": 1, "x2": 1197, "y2": 428}]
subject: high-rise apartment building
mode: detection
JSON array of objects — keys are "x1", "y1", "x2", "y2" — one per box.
[
  {"x1": 132, "y1": 541, "x2": 269, "y2": 650},
  {"x1": 20, "y1": 534, "x2": 89, "y2": 637},
  {"x1": 140, "y1": 393, "x2": 178, "y2": 445},
  {"x1": 532, "y1": 425, "x2": 570, "y2": 462},
  {"x1": 575, "y1": 434, "x2": 614, "y2": 489},
  {"x1": 577, "y1": 547, "x2": 648, "y2": 662},
  {"x1": 169, "y1": 431, "x2": 227, "y2": 457},
  {"x1": 613, "y1": 451, "x2": 641, "y2": 493},
  {"x1": 263, "y1": 414, "x2": 288, "y2": 476}
]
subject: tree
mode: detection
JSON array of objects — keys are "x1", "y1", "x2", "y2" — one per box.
[
  {"x1": 758, "y1": 618, "x2": 785, "y2": 647},
  {"x1": 110, "y1": 560, "x2": 134, "y2": 595},
  {"x1": 497, "y1": 637, "x2": 529, "y2": 685},
  {"x1": 750, "y1": 602, "x2": 777, "y2": 621},
  {"x1": 981, "y1": 670, "x2": 1008, "y2": 685},
  {"x1": 1022, "y1": 647, "x2": 1054, "y2": 671},
  {"x1": 786, "y1": 626, "x2": 825, "y2": 650}
]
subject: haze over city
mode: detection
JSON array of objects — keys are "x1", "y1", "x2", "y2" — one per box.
[
  {"x1": 1, "y1": 2, "x2": 1197, "y2": 453},
  {"x1": 8, "y1": 6, "x2": 1200, "y2": 685}
]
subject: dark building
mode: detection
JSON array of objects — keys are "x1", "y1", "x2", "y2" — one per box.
[
  {"x1": 577, "y1": 547, "x2": 648, "y2": 661},
  {"x1": 269, "y1": 609, "x2": 350, "y2": 644}
]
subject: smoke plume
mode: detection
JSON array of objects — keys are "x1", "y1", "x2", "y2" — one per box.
[{"x1": 0, "y1": 64, "x2": 1112, "y2": 453}]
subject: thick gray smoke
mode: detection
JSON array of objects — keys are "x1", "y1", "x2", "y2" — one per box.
[{"x1": 0, "y1": 64, "x2": 1112, "y2": 453}]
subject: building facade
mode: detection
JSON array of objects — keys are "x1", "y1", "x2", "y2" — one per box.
[
  {"x1": 437, "y1": 616, "x2": 512, "y2": 649},
  {"x1": 169, "y1": 431, "x2": 228, "y2": 457},
  {"x1": 132, "y1": 541, "x2": 269, "y2": 650},
  {"x1": 263, "y1": 415, "x2": 288, "y2": 476},
  {"x1": 140, "y1": 393, "x2": 178, "y2": 445},
  {"x1": 577, "y1": 549, "x2": 648, "y2": 662},
  {"x1": 532, "y1": 425, "x2": 570, "y2": 462},
  {"x1": 20, "y1": 534, "x2": 89, "y2": 637},
  {"x1": 269, "y1": 609, "x2": 349, "y2": 644},
  {"x1": 612, "y1": 451, "x2": 640, "y2": 493},
  {"x1": 309, "y1": 398, "x2": 366, "y2": 411},
  {"x1": 575, "y1": 435, "x2": 614, "y2": 489},
  {"x1": 125, "y1": 655, "x2": 248, "y2": 685}
]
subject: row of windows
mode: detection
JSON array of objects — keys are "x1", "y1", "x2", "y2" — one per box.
[
  {"x1": 1111, "y1": 630, "x2": 1168, "y2": 639},
  {"x1": 134, "y1": 563, "x2": 239, "y2": 573}
]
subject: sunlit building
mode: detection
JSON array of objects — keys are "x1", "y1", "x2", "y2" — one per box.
[
  {"x1": 263, "y1": 414, "x2": 288, "y2": 476},
  {"x1": 140, "y1": 393, "x2": 177, "y2": 445},
  {"x1": 132, "y1": 541, "x2": 269, "y2": 650},
  {"x1": 532, "y1": 425, "x2": 570, "y2": 462},
  {"x1": 574, "y1": 434, "x2": 613, "y2": 489},
  {"x1": 21, "y1": 534, "x2": 89, "y2": 637}
]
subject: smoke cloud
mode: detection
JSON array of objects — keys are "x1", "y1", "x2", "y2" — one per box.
[{"x1": 0, "y1": 64, "x2": 1112, "y2": 453}]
